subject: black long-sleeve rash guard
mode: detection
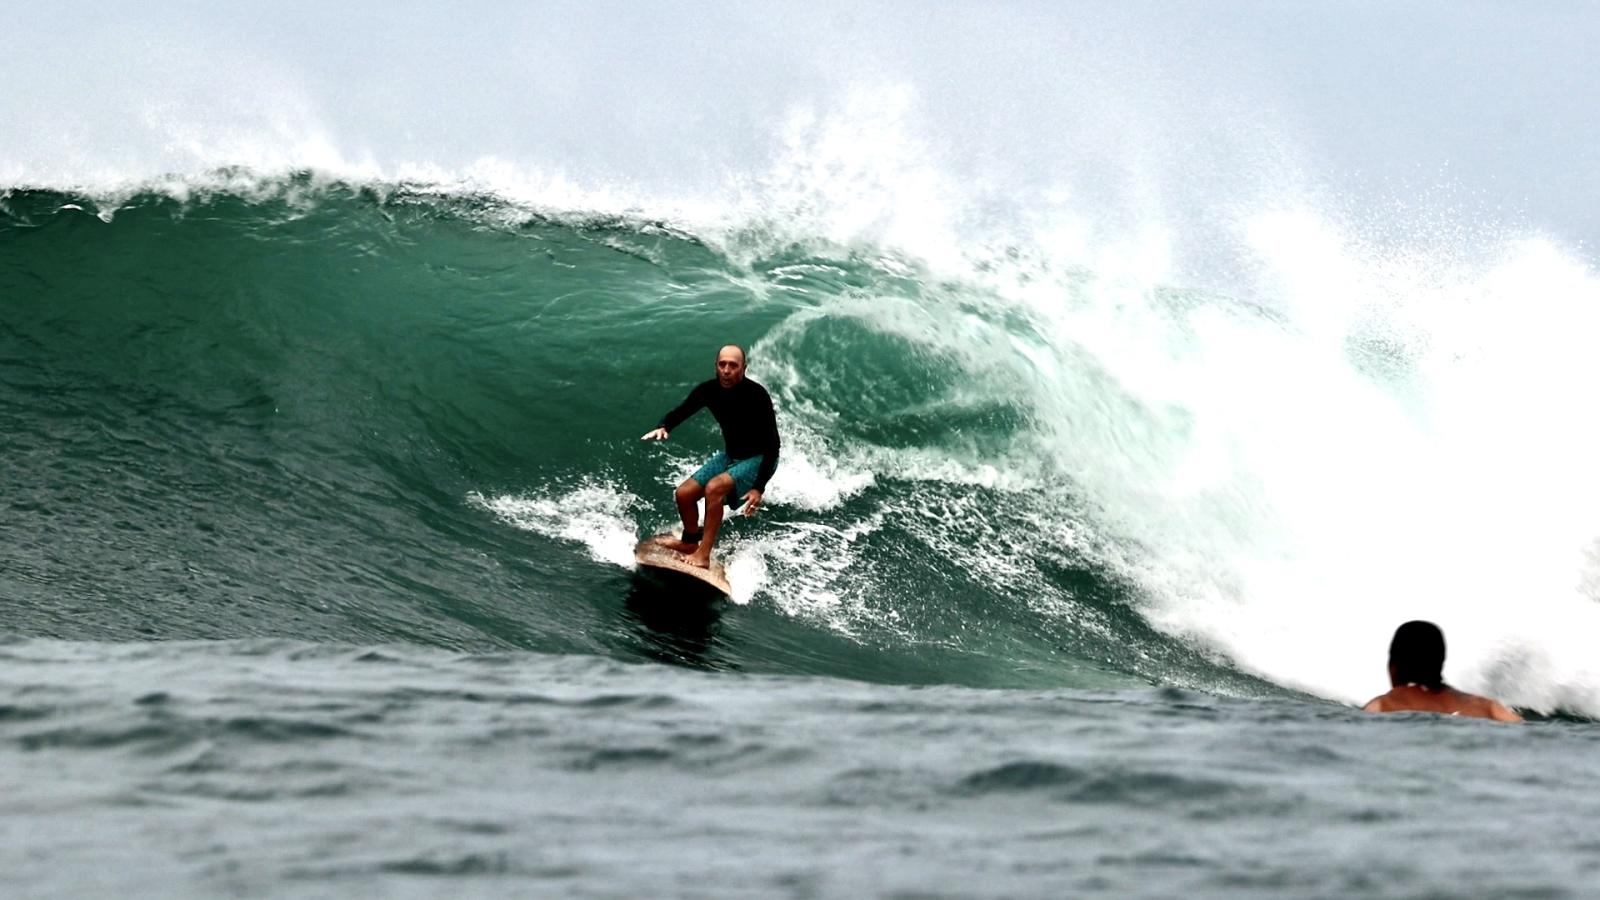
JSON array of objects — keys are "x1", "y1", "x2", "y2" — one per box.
[{"x1": 658, "y1": 377, "x2": 781, "y2": 492}]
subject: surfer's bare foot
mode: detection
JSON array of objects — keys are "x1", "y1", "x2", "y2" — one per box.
[
  {"x1": 684, "y1": 551, "x2": 712, "y2": 569},
  {"x1": 654, "y1": 533, "x2": 700, "y2": 553}
]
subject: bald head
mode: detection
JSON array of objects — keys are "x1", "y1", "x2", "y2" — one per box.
[{"x1": 715, "y1": 344, "x2": 747, "y2": 388}]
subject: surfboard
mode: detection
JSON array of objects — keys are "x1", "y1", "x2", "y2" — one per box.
[{"x1": 634, "y1": 535, "x2": 731, "y2": 596}]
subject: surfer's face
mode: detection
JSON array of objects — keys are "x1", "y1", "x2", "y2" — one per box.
[{"x1": 715, "y1": 347, "x2": 746, "y2": 388}]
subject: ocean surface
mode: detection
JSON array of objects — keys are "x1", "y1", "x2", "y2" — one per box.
[{"x1": 5, "y1": 3, "x2": 1600, "y2": 897}]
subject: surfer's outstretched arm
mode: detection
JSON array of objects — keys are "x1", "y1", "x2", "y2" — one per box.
[
  {"x1": 641, "y1": 427, "x2": 669, "y2": 440},
  {"x1": 654, "y1": 381, "x2": 714, "y2": 436}
]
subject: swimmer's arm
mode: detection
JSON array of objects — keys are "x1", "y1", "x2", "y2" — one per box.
[{"x1": 1361, "y1": 695, "x2": 1390, "y2": 713}]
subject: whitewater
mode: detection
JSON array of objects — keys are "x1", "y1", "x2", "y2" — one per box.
[{"x1": 5, "y1": 2, "x2": 1600, "y2": 896}]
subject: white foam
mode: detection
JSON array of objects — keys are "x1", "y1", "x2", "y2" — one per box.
[
  {"x1": 469, "y1": 485, "x2": 639, "y2": 569},
  {"x1": 735, "y1": 521, "x2": 883, "y2": 637},
  {"x1": 759, "y1": 447, "x2": 874, "y2": 512},
  {"x1": 722, "y1": 549, "x2": 766, "y2": 607},
  {"x1": 1034, "y1": 218, "x2": 1600, "y2": 713}
]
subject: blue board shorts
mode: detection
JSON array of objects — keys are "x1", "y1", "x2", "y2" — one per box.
[{"x1": 690, "y1": 452, "x2": 765, "y2": 508}]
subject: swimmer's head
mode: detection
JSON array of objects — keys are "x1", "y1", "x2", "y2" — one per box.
[{"x1": 1388, "y1": 620, "x2": 1446, "y2": 689}]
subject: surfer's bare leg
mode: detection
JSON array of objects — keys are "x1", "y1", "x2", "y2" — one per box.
[
  {"x1": 656, "y1": 478, "x2": 704, "y2": 553},
  {"x1": 686, "y1": 473, "x2": 734, "y2": 568}
]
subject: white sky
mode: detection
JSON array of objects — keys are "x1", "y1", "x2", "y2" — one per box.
[{"x1": 3, "y1": 1, "x2": 1595, "y2": 250}]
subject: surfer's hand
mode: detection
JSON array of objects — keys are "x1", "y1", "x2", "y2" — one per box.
[
  {"x1": 741, "y1": 489, "x2": 762, "y2": 515},
  {"x1": 641, "y1": 427, "x2": 668, "y2": 441}
]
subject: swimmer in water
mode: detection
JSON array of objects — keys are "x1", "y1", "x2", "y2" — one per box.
[{"x1": 1362, "y1": 620, "x2": 1522, "y2": 722}]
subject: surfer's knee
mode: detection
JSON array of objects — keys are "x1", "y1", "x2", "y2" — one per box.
[
  {"x1": 705, "y1": 473, "x2": 734, "y2": 500},
  {"x1": 676, "y1": 479, "x2": 703, "y2": 502}
]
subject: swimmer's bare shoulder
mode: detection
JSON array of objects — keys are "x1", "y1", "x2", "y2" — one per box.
[
  {"x1": 1361, "y1": 693, "x2": 1396, "y2": 714},
  {"x1": 1475, "y1": 694, "x2": 1524, "y2": 723},
  {"x1": 1362, "y1": 686, "x2": 1523, "y2": 722}
]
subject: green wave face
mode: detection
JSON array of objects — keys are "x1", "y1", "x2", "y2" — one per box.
[{"x1": 2, "y1": 182, "x2": 1271, "y2": 696}]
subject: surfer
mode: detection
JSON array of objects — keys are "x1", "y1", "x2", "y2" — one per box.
[
  {"x1": 1362, "y1": 620, "x2": 1522, "y2": 722},
  {"x1": 641, "y1": 344, "x2": 780, "y2": 569}
]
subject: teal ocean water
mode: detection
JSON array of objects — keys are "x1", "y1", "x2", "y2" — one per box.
[{"x1": 6, "y1": 3, "x2": 1600, "y2": 896}]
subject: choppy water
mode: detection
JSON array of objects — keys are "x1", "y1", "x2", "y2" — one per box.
[
  {"x1": 6, "y1": 2, "x2": 1600, "y2": 896},
  {"x1": 8, "y1": 640, "x2": 1600, "y2": 899}
]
